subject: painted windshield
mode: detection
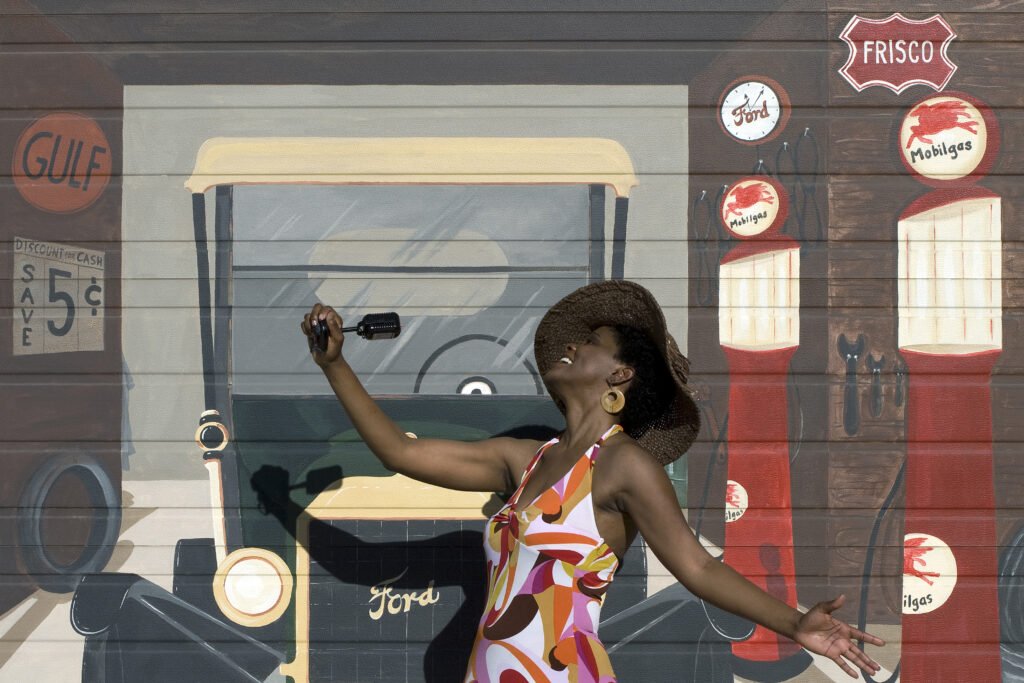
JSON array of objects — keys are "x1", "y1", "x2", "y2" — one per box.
[{"x1": 230, "y1": 184, "x2": 592, "y2": 395}]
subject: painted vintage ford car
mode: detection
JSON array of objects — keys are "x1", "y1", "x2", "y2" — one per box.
[{"x1": 71, "y1": 137, "x2": 705, "y2": 682}]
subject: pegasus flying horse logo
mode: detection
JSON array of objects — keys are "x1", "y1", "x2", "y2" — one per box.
[
  {"x1": 726, "y1": 481, "x2": 744, "y2": 509},
  {"x1": 905, "y1": 100, "x2": 979, "y2": 148},
  {"x1": 903, "y1": 536, "x2": 941, "y2": 586},
  {"x1": 723, "y1": 182, "x2": 774, "y2": 218}
]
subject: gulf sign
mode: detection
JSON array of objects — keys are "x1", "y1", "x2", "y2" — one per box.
[
  {"x1": 12, "y1": 112, "x2": 111, "y2": 213},
  {"x1": 839, "y1": 14, "x2": 957, "y2": 94}
]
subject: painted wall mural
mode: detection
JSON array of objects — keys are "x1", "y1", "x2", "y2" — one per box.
[{"x1": 1, "y1": 3, "x2": 1022, "y2": 682}]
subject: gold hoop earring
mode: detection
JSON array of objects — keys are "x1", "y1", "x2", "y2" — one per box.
[{"x1": 601, "y1": 388, "x2": 626, "y2": 414}]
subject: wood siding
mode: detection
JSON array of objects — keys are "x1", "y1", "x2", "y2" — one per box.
[{"x1": 1, "y1": 2, "x2": 1021, "y2": 681}]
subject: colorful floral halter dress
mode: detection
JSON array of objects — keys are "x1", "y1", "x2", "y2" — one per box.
[{"x1": 464, "y1": 425, "x2": 623, "y2": 683}]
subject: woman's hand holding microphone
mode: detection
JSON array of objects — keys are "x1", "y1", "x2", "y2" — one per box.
[
  {"x1": 302, "y1": 306, "x2": 402, "y2": 367},
  {"x1": 301, "y1": 304, "x2": 345, "y2": 367}
]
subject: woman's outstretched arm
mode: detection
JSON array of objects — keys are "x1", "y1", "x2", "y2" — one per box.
[
  {"x1": 606, "y1": 440, "x2": 885, "y2": 679},
  {"x1": 301, "y1": 304, "x2": 536, "y2": 494}
]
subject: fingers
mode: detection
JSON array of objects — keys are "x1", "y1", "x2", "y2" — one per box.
[
  {"x1": 314, "y1": 304, "x2": 341, "y2": 326},
  {"x1": 821, "y1": 595, "x2": 885, "y2": 647},
  {"x1": 823, "y1": 637, "x2": 882, "y2": 679},
  {"x1": 852, "y1": 627, "x2": 886, "y2": 647},
  {"x1": 300, "y1": 305, "x2": 342, "y2": 332},
  {"x1": 315, "y1": 306, "x2": 343, "y2": 343},
  {"x1": 834, "y1": 655, "x2": 858, "y2": 679},
  {"x1": 823, "y1": 593, "x2": 846, "y2": 614},
  {"x1": 829, "y1": 647, "x2": 874, "y2": 679},
  {"x1": 300, "y1": 305, "x2": 325, "y2": 335},
  {"x1": 843, "y1": 643, "x2": 881, "y2": 676},
  {"x1": 301, "y1": 304, "x2": 344, "y2": 365},
  {"x1": 324, "y1": 308, "x2": 343, "y2": 340},
  {"x1": 798, "y1": 596, "x2": 887, "y2": 679}
]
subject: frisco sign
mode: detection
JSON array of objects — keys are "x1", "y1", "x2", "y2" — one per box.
[{"x1": 839, "y1": 14, "x2": 957, "y2": 94}]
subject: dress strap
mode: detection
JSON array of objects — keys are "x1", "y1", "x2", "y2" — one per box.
[
  {"x1": 509, "y1": 436, "x2": 559, "y2": 505},
  {"x1": 588, "y1": 424, "x2": 623, "y2": 464},
  {"x1": 598, "y1": 424, "x2": 624, "y2": 443}
]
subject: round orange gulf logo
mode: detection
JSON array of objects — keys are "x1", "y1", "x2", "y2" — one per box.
[{"x1": 13, "y1": 112, "x2": 111, "y2": 213}]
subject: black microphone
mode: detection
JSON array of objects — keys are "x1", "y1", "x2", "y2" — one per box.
[
  {"x1": 310, "y1": 312, "x2": 401, "y2": 352},
  {"x1": 341, "y1": 312, "x2": 401, "y2": 340}
]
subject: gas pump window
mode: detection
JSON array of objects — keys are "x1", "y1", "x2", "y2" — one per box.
[{"x1": 230, "y1": 184, "x2": 591, "y2": 397}]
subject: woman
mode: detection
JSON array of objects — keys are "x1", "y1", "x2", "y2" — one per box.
[{"x1": 301, "y1": 280, "x2": 883, "y2": 682}]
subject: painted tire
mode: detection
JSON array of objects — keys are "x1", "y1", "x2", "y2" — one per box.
[{"x1": 17, "y1": 452, "x2": 121, "y2": 593}]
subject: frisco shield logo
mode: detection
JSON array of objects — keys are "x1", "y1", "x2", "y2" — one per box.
[
  {"x1": 903, "y1": 533, "x2": 957, "y2": 614},
  {"x1": 899, "y1": 93, "x2": 995, "y2": 185},
  {"x1": 725, "y1": 480, "x2": 748, "y2": 523},
  {"x1": 719, "y1": 177, "x2": 787, "y2": 238},
  {"x1": 839, "y1": 14, "x2": 957, "y2": 94}
]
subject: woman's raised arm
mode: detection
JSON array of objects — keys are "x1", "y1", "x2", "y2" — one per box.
[{"x1": 301, "y1": 304, "x2": 537, "y2": 494}]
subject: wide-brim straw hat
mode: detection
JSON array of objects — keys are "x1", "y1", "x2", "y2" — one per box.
[{"x1": 534, "y1": 280, "x2": 700, "y2": 465}]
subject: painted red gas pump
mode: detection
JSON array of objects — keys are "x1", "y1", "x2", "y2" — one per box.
[
  {"x1": 718, "y1": 177, "x2": 803, "y2": 664},
  {"x1": 897, "y1": 92, "x2": 1003, "y2": 682}
]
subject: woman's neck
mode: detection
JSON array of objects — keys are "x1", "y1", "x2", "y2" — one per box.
[{"x1": 559, "y1": 397, "x2": 620, "y2": 449}]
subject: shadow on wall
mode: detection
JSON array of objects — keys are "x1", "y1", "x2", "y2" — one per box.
[
  {"x1": 67, "y1": 454, "x2": 741, "y2": 683},
  {"x1": 250, "y1": 463, "x2": 488, "y2": 682}
]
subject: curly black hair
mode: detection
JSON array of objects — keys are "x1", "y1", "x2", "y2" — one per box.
[{"x1": 610, "y1": 324, "x2": 675, "y2": 439}]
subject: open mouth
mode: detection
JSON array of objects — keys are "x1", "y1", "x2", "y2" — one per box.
[{"x1": 557, "y1": 357, "x2": 573, "y2": 365}]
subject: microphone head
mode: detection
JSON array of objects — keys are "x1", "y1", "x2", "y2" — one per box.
[{"x1": 356, "y1": 312, "x2": 401, "y2": 340}]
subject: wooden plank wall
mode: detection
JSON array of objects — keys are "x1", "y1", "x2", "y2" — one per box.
[
  {"x1": 0, "y1": 2, "x2": 1021, "y2": 682},
  {"x1": 825, "y1": 2, "x2": 1024, "y2": 625}
]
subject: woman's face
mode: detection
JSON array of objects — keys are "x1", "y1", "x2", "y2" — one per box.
[{"x1": 546, "y1": 325, "x2": 629, "y2": 390}]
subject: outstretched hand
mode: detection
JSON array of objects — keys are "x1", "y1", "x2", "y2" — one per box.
[{"x1": 792, "y1": 594, "x2": 885, "y2": 679}]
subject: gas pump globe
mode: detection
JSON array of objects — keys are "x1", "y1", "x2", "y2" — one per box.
[{"x1": 717, "y1": 177, "x2": 805, "y2": 669}]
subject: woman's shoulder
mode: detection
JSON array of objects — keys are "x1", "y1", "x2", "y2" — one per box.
[
  {"x1": 498, "y1": 435, "x2": 549, "y2": 453},
  {"x1": 598, "y1": 432, "x2": 664, "y2": 477},
  {"x1": 491, "y1": 433, "x2": 548, "y2": 467},
  {"x1": 591, "y1": 433, "x2": 672, "y2": 513}
]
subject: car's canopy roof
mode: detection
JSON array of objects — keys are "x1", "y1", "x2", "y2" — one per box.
[{"x1": 185, "y1": 137, "x2": 637, "y2": 197}]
